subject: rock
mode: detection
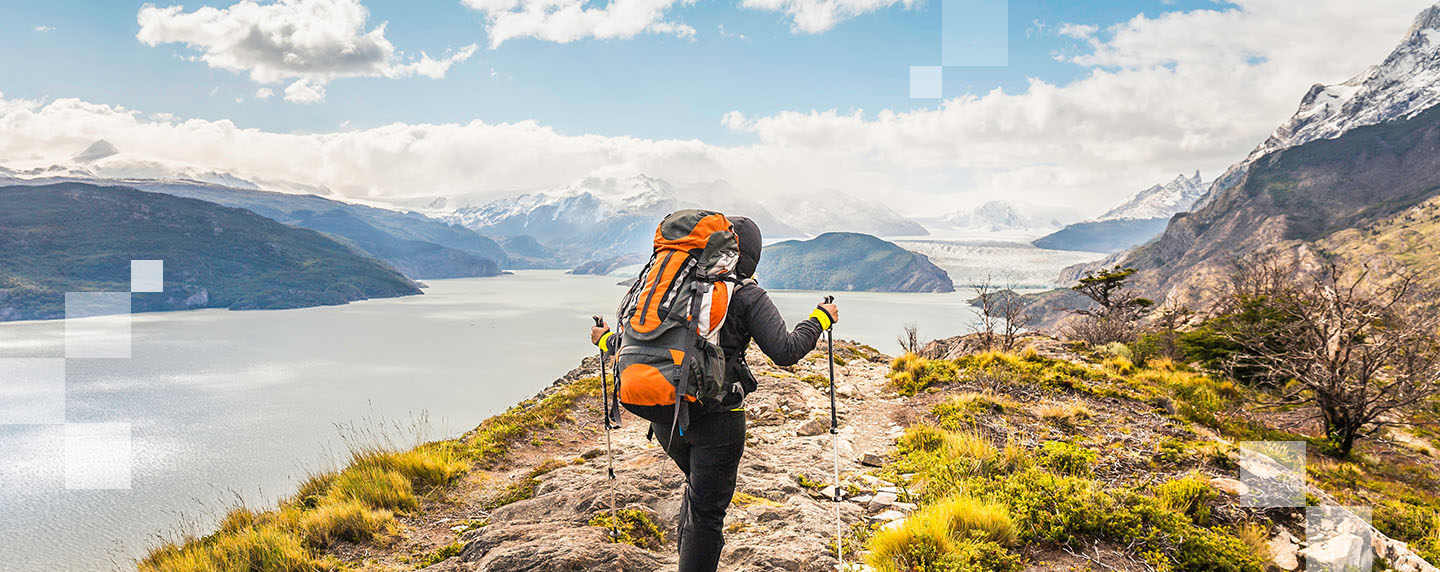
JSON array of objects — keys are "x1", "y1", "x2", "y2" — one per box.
[
  {"x1": 877, "y1": 486, "x2": 899, "y2": 495},
  {"x1": 850, "y1": 494, "x2": 874, "y2": 504},
  {"x1": 879, "y1": 518, "x2": 906, "y2": 532},
  {"x1": 870, "y1": 509, "x2": 905, "y2": 522},
  {"x1": 859, "y1": 453, "x2": 886, "y2": 467},
  {"x1": 859, "y1": 475, "x2": 880, "y2": 486},
  {"x1": 798, "y1": 417, "x2": 829, "y2": 437},
  {"x1": 1209, "y1": 477, "x2": 1250, "y2": 496},
  {"x1": 891, "y1": 502, "x2": 917, "y2": 513},
  {"x1": 1299, "y1": 533, "x2": 1368, "y2": 571},
  {"x1": 820, "y1": 485, "x2": 845, "y2": 501},
  {"x1": 450, "y1": 524, "x2": 469, "y2": 533},
  {"x1": 1270, "y1": 532, "x2": 1300, "y2": 571},
  {"x1": 869, "y1": 492, "x2": 898, "y2": 510}
]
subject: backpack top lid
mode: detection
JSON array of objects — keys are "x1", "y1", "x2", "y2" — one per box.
[{"x1": 655, "y1": 209, "x2": 732, "y2": 254}]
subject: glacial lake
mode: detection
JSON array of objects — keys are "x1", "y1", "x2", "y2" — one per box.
[{"x1": 0, "y1": 268, "x2": 1065, "y2": 572}]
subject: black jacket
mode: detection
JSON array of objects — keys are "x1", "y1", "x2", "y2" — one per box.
[{"x1": 704, "y1": 282, "x2": 825, "y2": 414}]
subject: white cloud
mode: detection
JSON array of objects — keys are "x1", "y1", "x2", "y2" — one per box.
[
  {"x1": 136, "y1": 0, "x2": 476, "y2": 102},
  {"x1": 739, "y1": 0, "x2": 916, "y2": 34},
  {"x1": 255, "y1": 88, "x2": 274, "y2": 100},
  {"x1": 33, "y1": 25, "x2": 54, "y2": 33},
  {"x1": 283, "y1": 79, "x2": 326, "y2": 103},
  {"x1": 2, "y1": 0, "x2": 1436, "y2": 218},
  {"x1": 461, "y1": 0, "x2": 696, "y2": 48}
]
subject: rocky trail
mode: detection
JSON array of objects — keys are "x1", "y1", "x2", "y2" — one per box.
[{"x1": 339, "y1": 336, "x2": 1440, "y2": 572}]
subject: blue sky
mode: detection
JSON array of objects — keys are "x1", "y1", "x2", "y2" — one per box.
[{"x1": 1, "y1": 0, "x2": 1226, "y2": 144}]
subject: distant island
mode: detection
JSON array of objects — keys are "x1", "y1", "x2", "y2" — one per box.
[
  {"x1": 0, "y1": 183, "x2": 421, "y2": 321},
  {"x1": 757, "y1": 232, "x2": 954, "y2": 293}
]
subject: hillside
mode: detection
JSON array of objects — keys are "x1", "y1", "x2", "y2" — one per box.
[
  {"x1": 758, "y1": 232, "x2": 955, "y2": 293},
  {"x1": 1117, "y1": 102, "x2": 1440, "y2": 309},
  {"x1": 0, "y1": 183, "x2": 421, "y2": 321},
  {"x1": 0, "y1": 174, "x2": 508, "y2": 279},
  {"x1": 1030, "y1": 218, "x2": 1171, "y2": 254},
  {"x1": 137, "y1": 336, "x2": 1440, "y2": 572}
]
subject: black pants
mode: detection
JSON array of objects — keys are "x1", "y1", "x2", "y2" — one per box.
[{"x1": 652, "y1": 409, "x2": 746, "y2": 572}]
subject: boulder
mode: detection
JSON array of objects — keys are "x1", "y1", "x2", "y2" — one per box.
[
  {"x1": 797, "y1": 417, "x2": 829, "y2": 437},
  {"x1": 1209, "y1": 477, "x2": 1250, "y2": 496},
  {"x1": 1269, "y1": 531, "x2": 1299, "y2": 571}
]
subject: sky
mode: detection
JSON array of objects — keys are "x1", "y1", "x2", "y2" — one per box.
[{"x1": 0, "y1": 0, "x2": 1436, "y2": 217}]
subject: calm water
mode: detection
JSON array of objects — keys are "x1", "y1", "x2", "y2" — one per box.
[{"x1": 0, "y1": 271, "x2": 986, "y2": 572}]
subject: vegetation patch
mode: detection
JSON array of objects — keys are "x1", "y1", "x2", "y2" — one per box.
[
  {"x1": 464, "y1": 376, "x2": 601, "y2": 467},
  {"x1": 413, "y1": 542, "x2": 463, "y2": 568},
  {"x1": 588, "y1": 508, "x2": 666, "y2": 550}
]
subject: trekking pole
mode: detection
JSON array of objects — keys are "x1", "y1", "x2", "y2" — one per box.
[
  {"x1": 823, "y1": 296, "x2": 843, "y2": 570},
  {"x1": 593, "y1": 316, "x2": 620, "y2": 540}
]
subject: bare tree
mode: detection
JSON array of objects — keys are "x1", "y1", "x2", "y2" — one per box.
[
  {"x1": 898, "y1": 322, "x2": 923, "y2": 355},
  {"x1": 1223, "y1": 261, "x2": 1440, "y2": 457},
  {"x1": 998, "y1": 277, "x2": 1031, "y2": 351},
  {"x1": 971, "y1": 273, "x2": 998, "y2": 350}
]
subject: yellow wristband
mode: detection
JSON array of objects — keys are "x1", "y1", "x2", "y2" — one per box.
[
  {"x1": 809, "y1": 308, "x2": 832, "y2": 330},
  {"x1": 598, "y1": 331, "x2": 614, "y2": 352}
]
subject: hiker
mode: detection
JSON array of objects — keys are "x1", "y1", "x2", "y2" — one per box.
[{"x1": 590, "y1": 213, "x2": 839, "y2": 572}]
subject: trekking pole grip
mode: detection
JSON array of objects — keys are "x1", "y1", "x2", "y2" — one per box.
[{"x1": 592, "y1": 315, "x2": 604, "y2": 328}]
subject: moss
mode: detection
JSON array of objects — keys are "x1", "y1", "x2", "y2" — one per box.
[
  {"x1": 414, "y1": 542, "x2": 463, "y2": 568},
  {"x1": 801, "y1": 374, "x2": 830, "y2": 390},
  {"x1": 483, "y1": 458, "x2": 567, "y2": 510},
  {"x1": 588, "y1": 508, "x2": 666, "y2": 550},
  {"x1": 731, "y1": 491, "x2": 781, "y2": 507}
]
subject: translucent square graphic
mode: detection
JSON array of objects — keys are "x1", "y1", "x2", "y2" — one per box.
[
  {"x1": 65, "y1": 292, "x2": 131, "y2": 359},
  {"x1": 0, "y1": 358, "x2": 65, "y2": 424},
  {"x1": 910, "y1": 66, "x2": 943, "y2": 99},
  {"x1": 1304, "y1": 506, "x2": 1373, "y2": 572},
  {"x1": 942, "y1": 0, "x2": 1009, "y2": 67},
  {"x1": 64, "y1": 423, "x2": 133, "y2": 490},
  {"x1": 1238, "y1": 441, "x2": 1306, "y2": 507},
  {"x1": 130, "y1": 260, "x2": 164, "y2": 293}
]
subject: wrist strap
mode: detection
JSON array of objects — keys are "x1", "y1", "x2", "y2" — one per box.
[{"x1": 809, "y1": 307, "x2": 833, "y2": 330}]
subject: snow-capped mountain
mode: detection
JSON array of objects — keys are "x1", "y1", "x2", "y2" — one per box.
[
  {"x1": 1201, "y1": 3, "x2": 1440, "y2": 206},
  {"x1": 943, "y1": 201, "x2": 1078, "y2": 233},
  {"x1": 1097, "y1": 171, "x2": 1205, "y2": 222},
  {"x1": 770, "y1": 192, "x2": 928, "y2": 237}
]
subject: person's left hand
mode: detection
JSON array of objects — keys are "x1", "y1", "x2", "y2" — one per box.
[{"x1": 591, "y1": 320, "x2": 610, "y2": 345}]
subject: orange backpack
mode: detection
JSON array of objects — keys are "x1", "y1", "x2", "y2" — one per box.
[{"x1": 612, "y1": 209, "x2": 742, "y2": 433}]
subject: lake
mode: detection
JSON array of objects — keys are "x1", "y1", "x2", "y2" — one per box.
[{"x1": 0, "y1": 270, "x2": 1036, "y2": 572}]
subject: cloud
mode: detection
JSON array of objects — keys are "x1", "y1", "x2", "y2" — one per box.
[
  {"x1": 460, "y1": 0, "x2": 696, "y2": 48},
  {"x1": 739, "y1": 0, "x2": 917, "y2": 33},
  {"x1": 2, "y1": 0, "x2": 1435, "y2": 217},
  {"x1": 255, "y1": 88, "x2": 274, "y2": 100},
  {"x1": 283, "y1": 79, "x2": 326, "y2": 103},
  {"x1": 136, "y1": 0, "x2": 476, "y2": 102},
  {"x1": 33, "y1": 25, "x2": 54, "y2": 33}
]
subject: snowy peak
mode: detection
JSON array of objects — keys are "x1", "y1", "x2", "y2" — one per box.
[
  {"x1": 1251, "y1": 3, "x2": 1440, "y2": 162},
  {"x1": 944, "y1": 200, "x2": 1078, "y2": 232},
  {"x1": 772, "y1": 192, "x2": 929, "y2": 237},
  {"x1": 1097, "y1": 171, "x2": 1205, "y2": 221}
]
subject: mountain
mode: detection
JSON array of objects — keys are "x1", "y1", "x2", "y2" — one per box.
[
  {"x1": 0, "y1": 183, "x2": 421, "y2": 322},
  {"x1": 1097, "y1": 172, "x2": 1206, "y2": 221},
  {"x1": 1197, "y1": 3, "x2": 1440, "y2": 210},
  {"x1": 1033, "y1": 172, "x2": 1204, "y2": 253},
  {"x1": 757, "y1": 232, "x2": 954, "y2": 292},
  {"x1": 943, "y1": 200, "x2": 1079, "y2": 233},
  {"x1": 447, "y1": 175, "x2": 806, "y2": 270},
  {"x1": 0, "y1": 174, "x2": 507, "y2": 279},
  {"x1": 771, "y1": 192, "x2": 929, "y2": 237}
]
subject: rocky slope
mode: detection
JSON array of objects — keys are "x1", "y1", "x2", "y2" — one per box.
[
  {"x1": 0, "y1": 183, "x2": 421, "y2": 321},
  {"x1": 1098, "y1": 172, "x2": 1206, "y2": 222},
  {"x1": 757, "y1": 233, "x2": 955, "y2": 293},
  {"x1": 140, "y1": 333, "x2": 1440, "y2": 572}
]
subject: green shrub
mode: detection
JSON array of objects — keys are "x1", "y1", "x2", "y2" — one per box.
[
  {"x1": 865, "y1": 496, "x2": 1024, "y2": 572},
  {"x1": 415, "y1": 542, "x2": 463, "y2": 568},
  {"x1": 1153, "y1": 473, "x2": 1214, "y2": 526},
  {"x1": 1038, "y1": 441, "x2": 1097, "y2": 478},
  {"x1": 889, "y1": 353, "x2": 960, "y2": 396}
]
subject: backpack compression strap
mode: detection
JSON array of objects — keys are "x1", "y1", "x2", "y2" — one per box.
[{"x1": 669, "y1": 277, "x2": 708, "y2": 437}]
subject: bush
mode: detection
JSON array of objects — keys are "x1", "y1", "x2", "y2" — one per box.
[
  {"x1": 889, "y1": 353, "x2": 960, "y2": 396},
  {"x1": 139, "y1": 524, "x2": 334, "y2": 572},
  {"x1": 298, "y1": 499, "x2": 395, "y2": 547},
  {"x1": 1038, "y1": 441, "x2": 1097, "y2": 478},
  {"x1": 327, "y1": 466, "x2": 417, "y2": 512},
  {"x1": 1153, "y1": 473, "x2": 1214, "y2": 526},
  {"x1": 866, "y1": 496, "x2": 1023, "y2": 572}
]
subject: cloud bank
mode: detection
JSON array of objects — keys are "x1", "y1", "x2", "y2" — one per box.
[
  {"x1": 136, "y1": 0, "x2": 476, "y2": 103},
  {"x1": 4, "y1": 0, "x2": 1434, "y2": 216}
]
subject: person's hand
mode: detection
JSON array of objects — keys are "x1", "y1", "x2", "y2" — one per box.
[
  {"x1": 591, "y1": 321, "x2": 610, "y2": 345},
  {"x1": 819, "y1": 303, "x2": 839, "y2": 324}
]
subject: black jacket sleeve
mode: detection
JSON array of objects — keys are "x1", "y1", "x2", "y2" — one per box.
[{"x1": 741, "y1": 286, "x2": 824, "y2": 366}]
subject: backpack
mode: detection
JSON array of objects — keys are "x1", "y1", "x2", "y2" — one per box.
[{"x1": 612, "y1": 209, "x2": 742, "y2": 434}]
